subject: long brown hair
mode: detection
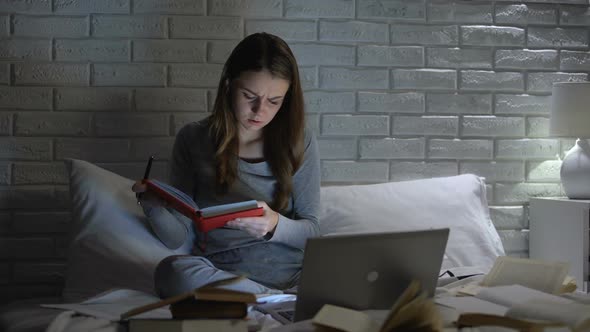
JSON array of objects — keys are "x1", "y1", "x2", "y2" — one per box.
[{"x1": 209, "y1": 32, "x2": 305, "y2": 211}]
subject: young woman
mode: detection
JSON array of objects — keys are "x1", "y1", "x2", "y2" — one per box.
[{"x1": 132, "y1": 32, "x2": 320, "y2": 298}]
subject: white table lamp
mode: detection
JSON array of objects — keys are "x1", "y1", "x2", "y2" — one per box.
[{"x1": 550, "y1": 82, "x2": 590, "y2": 199}]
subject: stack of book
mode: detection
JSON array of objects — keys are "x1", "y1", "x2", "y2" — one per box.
[{"x1": 123, "y1": 276, "x2": 256, "y2": 332}]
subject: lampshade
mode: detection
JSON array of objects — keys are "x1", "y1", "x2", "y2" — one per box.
[{"x1": 550, "y1": 82, "x2": 590, "y2": 138}]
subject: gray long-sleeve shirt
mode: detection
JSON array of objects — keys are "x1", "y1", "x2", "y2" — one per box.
[{"x1": 143, "y1": 118, "x2": 321, "y2": 257}]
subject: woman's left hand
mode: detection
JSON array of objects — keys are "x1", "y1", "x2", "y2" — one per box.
[{"x1": 226, "y1": 201, "x2": 279, "y2": 238}]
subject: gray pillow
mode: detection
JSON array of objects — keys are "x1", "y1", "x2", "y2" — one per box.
[{"x1": 62, "y1": 159, "x2": 193, "y2": 302}]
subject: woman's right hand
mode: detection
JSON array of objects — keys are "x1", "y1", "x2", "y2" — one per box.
[{"x1": 132, "y1": 180, "x2": 167, "y2": 209}]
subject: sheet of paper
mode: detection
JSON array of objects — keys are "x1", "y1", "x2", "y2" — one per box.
[
  {"x1": 476, "y1": 285, "x2": 572, "y2": 309},
  {"x1": 482, "y1": 256, "x2": 569, "y2": 294},
  {"x1": 562, "y1": 292, "x2": 590, "y2": 305},
  {"x1": 42, "y1": 289, "x2": 171, "y2": 321},
  {"x1": 437, "y1": 275, "x2": 485, "y2": 297},
  {"x1": 81, "y1": 288, "x2": 160, "y2": 305},
  {"x1": 433, "y1": 304, "x2": 460, "y2": 328},
  {"x1": 455, "y1": 283, "x2": 484, "y2": 296},
  {"x1": 435, "y1": 296, "x2": 509, "y2": 317},
  {"x1": 507, "y1": 299, "x2": 590, "y2": 329}
]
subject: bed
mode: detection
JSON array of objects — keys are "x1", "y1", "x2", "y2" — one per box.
[{"x1": 0, "y1": 159, "x2": 505, "y2": 332}]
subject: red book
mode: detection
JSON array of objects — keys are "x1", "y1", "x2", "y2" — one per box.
[{"x1": 143, "y1": 179, "x2": 264, "y2": 233}]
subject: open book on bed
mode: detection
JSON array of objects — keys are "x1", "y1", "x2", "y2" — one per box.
[
  {"x1": 437, "y1": 256, "x2": 590, "y2": 331},
  {"x1": 437, "y1": 284, "x2": 590, "y2": 331},
  {"x1": 144, "y1": 179, "x2": 263, "y2": 233}
]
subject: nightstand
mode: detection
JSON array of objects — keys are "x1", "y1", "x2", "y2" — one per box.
[{"x1": 529, "y1": 197, "x2": 590, "y2": 293}]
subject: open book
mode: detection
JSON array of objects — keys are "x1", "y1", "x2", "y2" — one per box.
[
  {"x1": 144, "y1": 179, "x2": 264, "y2": 233},
  {"x1": 437, "y1": 284, "x2": 590, "y2": 331},
  {"x1": 437, "y1": 256, "x2": 590, "y2": 331},
  {"x1": 481, "y1": 256, "x2": 571, "y2": 294},
  {"x1": 312, "y1": 280, "x2": 443, "y2": 332},
  {"x1": 446, "y1": 256, "x2": 577, "y2": 298}
]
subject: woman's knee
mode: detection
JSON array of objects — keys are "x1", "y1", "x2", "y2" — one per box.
[
  {"x1": 153, "y1": 255, "x2": 214, "y2": 297},
  {"x1": 154, "y1": 255, "x2": 189, "y2": 297}
]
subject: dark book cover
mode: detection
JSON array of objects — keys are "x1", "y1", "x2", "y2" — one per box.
[{"x1": 170, "y1": 298, "x2": 248, "y2": 319}]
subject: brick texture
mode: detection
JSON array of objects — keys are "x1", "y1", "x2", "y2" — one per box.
[
  {"x1": 133, "y1": 0, "x2": 204, "y2": 14},
  {"x1": 0, "y1": 0, "x2": 586, "y2": 304},
  {"x1": 284, "y1": 0, "x2": 354, "y2": 18},
  {"x1": 209, "y1": 0, "x2": 281, "y2": 17},
  {"x1": 247, "y1": 20, "x2": 316, "y2": 41},
  {"x1": 0, "y1": 0, "x2": 51, "y2": 13},
  {"x1": 13, "y1": 15, "x2": 87, "y2": 38},
  {"x1": 0, "y1": 39, "x2": 51, "y2": 61},
  {"x1": 54, "y1": 0, "x2": 129, "y2": 14}
]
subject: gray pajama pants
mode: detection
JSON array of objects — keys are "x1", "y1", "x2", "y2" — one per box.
[{"x1": 154, "y1": 242, "x2": 303, "y2": 298}]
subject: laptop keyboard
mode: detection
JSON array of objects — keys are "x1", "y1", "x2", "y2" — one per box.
[{"x1": 253, "y1": 299, "x2": 296, "y2": 324}]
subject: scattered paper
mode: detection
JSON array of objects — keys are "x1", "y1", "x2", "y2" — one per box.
[{"x1": 42, "y1": 289, "x2": 171, "y2": 321}]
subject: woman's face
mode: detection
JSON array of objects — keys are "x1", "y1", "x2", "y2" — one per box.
[{"x1": 231, "y1": 70, "x2": 290, "y2": 136}]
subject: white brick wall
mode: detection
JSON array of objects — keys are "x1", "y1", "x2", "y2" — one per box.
[{"x1": 0, "y1": 0, "x2": 587, "y2": 303}]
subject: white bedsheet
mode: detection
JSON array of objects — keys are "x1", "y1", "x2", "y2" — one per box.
[{"x1": 43, "y1": 272, "x2": 487, "y2": 332}]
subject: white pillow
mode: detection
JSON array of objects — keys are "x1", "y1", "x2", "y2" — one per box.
[
  {"x1": 62, "y1": 159, "x2": 193, "y2": 302},
  {"x1": 319, "y1": 174, "x2": 505, "y2": 270}
]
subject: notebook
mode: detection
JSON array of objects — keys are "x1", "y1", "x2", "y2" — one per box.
[{"x1": 255, "y1": 228, "x2": 449, "y2": 323}]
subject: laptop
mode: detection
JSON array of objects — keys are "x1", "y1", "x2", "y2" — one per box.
[{"x1": 255, "y1": 228, "x2": 449, "y2": 323}]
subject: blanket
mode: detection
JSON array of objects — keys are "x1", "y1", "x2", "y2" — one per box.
[{"x1": 44, "y1": 289, "x2": 295, "y2": 332}]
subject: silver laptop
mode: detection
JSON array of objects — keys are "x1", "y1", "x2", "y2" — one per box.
[{"x1": 256, "y1": 228, "x2": 449, "y2": 323}]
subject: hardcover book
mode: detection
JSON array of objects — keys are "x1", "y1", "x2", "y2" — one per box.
[
  {"x1": 128, "y1": 318, "x2": 248, "y2": 332},
  {"x1": 122, "y1": 276, "x2": 258, "y2": 321},
  {"x1": 143, "y1": 179, "x2": 264, "y2": 233}
]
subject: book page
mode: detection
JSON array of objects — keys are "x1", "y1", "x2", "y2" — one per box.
[
  {"x1": 312, "y1": 304, "x2": 379, "y2": 332},
  {"x1": 150, "y1": 180, "x2": 198, "y2": 209},
  {"x1": 482, "y1": 256, "x2": 569, "y2": 294},
  {"x1": 42, "y1": 289, "x2": 171, "y2": 321},
  {"x1": 433, "y1": 304, "x2": 460, "y2": 327},
  {"x1": 200, "y1": 200, "x2": 259, "y2": 218},
  {"x1": 562, "y1": 292, "x2": 590, "y2": 305},
  {"x1": 506, "y1": 299, "x2": 590, "y2": 330},
  {"x1": 435, "y1": 296, "x2": 508, "y2": 317},
  {"x1": 475, "y1": 285, "x2": 572, "y2": 309}
]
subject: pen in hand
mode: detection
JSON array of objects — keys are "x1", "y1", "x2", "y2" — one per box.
[
  {"x1": 137, "y1": 155, "x2": 154, "y2": 201},
  {"x1": 143, "y1": 155, "x2": 154, "y2": 181}
]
